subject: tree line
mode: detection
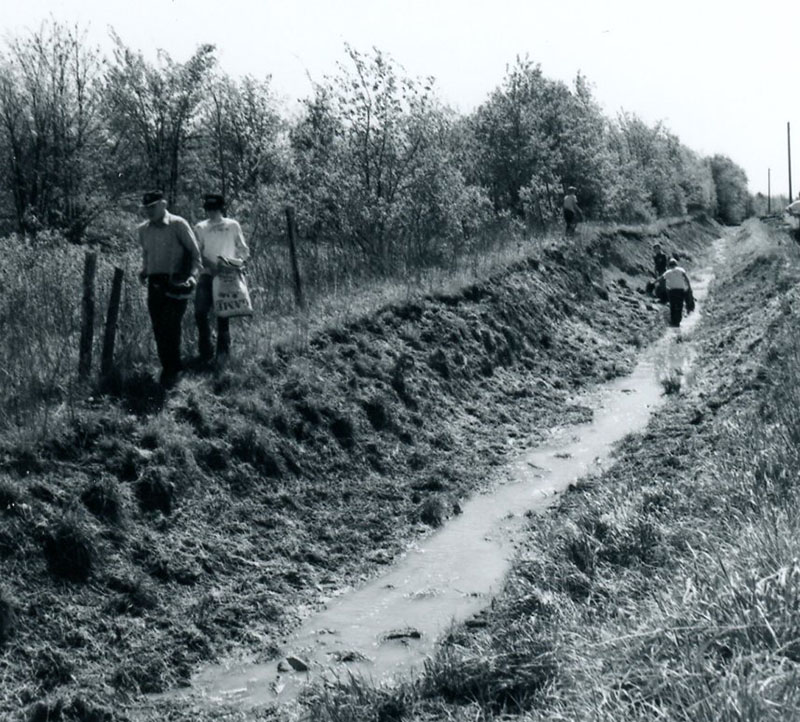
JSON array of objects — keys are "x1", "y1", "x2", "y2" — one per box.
[{"x1": 0, "y1": 21, "x2": 751, "y2": 278}]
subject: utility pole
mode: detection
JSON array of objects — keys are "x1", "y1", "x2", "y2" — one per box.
[
  {"x1": 768, "y1": 168, "x2": 771, "y2": 214},
  {"x1": 789, "y1": 122, "x2": 793, "y2": 201}
]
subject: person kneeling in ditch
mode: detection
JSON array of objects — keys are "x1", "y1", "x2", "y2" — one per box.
[
  {"x1": 658, "y1": 258, "x2": 694, "y2": 327},
  {"x1": 194, "y1": 193, "x2": 250, "y2": 366}
]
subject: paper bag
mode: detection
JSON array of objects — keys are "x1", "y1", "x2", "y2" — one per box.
[{"x1": 212, "y1": 268, "x2": 253, "y2": 318}]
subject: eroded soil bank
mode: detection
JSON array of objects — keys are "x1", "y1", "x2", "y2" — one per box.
[{"x1": 0, "y1": 217, "x2": 719, "y2": 721}]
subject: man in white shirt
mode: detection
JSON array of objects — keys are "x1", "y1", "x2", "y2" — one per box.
[
  {"x1": 658, "y1": 258, "x2": 693, "y2": 327},
  {"x1": 193, "y1": 193, "x2": 250, "y2": 363}
]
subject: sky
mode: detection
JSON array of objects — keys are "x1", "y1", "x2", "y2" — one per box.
[{"x1": 3, "y1": 0, "x2": 798, "y2": 197}]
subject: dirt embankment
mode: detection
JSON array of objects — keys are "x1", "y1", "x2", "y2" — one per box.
[{"x1": 0, "y1": 218, "x2": 719, "y2": 721}]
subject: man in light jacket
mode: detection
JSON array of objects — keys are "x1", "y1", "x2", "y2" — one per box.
[
  {"x1": 658, "y1": 258, "x2": 693, "y2": 328},
  {"x1": 138, "y1": 190, "x2": 203, "y2": 387}
]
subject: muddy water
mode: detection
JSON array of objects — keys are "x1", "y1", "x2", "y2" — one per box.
[{"x1": 164, "y1": 246, "x2": 720, "y2": 711}]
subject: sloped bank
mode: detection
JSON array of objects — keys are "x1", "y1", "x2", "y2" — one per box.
[
  {"x1": 301, "y1": 219, "x2": 800, "y2": 721},
  {"x1": 0, "y1": 217, "x2": 718, "y2": 721}
]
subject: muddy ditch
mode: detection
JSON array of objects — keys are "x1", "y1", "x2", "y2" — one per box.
[
  {"x1": 0, "y1": 217, "x2": 719, "y2": 721},
  {"x1": 279, "y1": 218, "x2": 800, "y2": 722},
  {"x1": 157, "y1": 243, "x2": 720, "y2": 711}
]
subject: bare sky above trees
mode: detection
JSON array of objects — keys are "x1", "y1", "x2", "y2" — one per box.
[{"x1": 5, "y1": 0, "x2": 797, "y2": 196}]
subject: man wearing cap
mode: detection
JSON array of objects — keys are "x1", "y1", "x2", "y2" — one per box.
[
  {"x1": 137, "y1": 191, "x2": 203, "y2": 386},
  {"x1": 563, "y1": 186, "x2": 582, "y2": 237},
  {"x1": 657, "y1": 258, "x2": 694, "y2": 328},
  {"x1": 194, "y1": 193, "x2": 249, "y2": 364}
]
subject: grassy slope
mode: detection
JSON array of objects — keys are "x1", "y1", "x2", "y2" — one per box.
[
  {"x1": 0, "y1": 219, "x2": 718, "y2": 722},
  {"x1": 303, "y1": 218, "x2": 800, "y2": 721}
]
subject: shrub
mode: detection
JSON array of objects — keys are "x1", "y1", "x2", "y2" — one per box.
[
  {"x1": 81, "y1": 476, "x2": 124, "y2": 524},
  {"x1": 0, "y1": 586, "x2": 17, "y2": 645},
  {"x1": 660, "y1": 371, "x2": 682, "y2": 395},
  {"x1": 42, "y1": 513, "x2": 96, "y2": 582},
  {"x1": 330, "y1": 415, "x2": 356, "y2": 449},
  {"x1": 106, "y1": 573, "x2": 158, "y2": 616},
  {"x1": 135, "y1": 469, "x2": 175, "y2": 515},
  {"x1": 419, "y1": 496, "x2": 448, "y2": 528}
]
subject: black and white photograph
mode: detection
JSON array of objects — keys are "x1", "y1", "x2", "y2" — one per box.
[{"x1": 1, "y1": 0, "x2": 799, "y2": 720}]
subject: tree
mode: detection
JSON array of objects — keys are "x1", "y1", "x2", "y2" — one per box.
[
  {"x1": 708, "y1": 155, "x2": 749, "y2": 224},
  {"x1": 0, "y1": 21, "x2": 107, "y2": 240},
  {"x1": 104, "y1": 35, "x2": 216, "y2": 206},
  {"x1": 287, "y1": 45, "x2": 490, "y2": 276},
  {"x1": 199, "y1": 73, "x2": 286, "y2": 200}
]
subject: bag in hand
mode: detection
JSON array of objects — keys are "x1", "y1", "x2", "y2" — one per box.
[
  {"x1": 685, "y1": 288, "x2": 695, "y2": 314},
  {"x1": 212, "y1": 264, "x2": 253, "y2": 318}
]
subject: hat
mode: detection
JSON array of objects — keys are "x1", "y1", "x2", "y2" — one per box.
[
  {"x1": 203, "y1": 193, "x2": 226, "y2": 211},
  {"x1": 668, "y1": 258, "x2": 678, "y2": 267},
  {"x1": 141, "y1": 190, "x2": 165, "y2": 207}
]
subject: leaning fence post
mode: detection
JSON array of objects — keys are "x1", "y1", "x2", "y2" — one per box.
[
  {"x1": 78, "y1": 251, "x2": 97, "y2": 379},
  {"x1": 285, "y1": 206, "x2": 306, "y2": 310},
  {"x1": 101, "y1": 267, "x2": 124, "y2": 378}
]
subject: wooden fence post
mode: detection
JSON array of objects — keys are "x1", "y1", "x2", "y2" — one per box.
[
  {"x1": 101, "y1": 267, "x2": 124, "y2": 378},
  {"x1": 78, "y1": 252, "x2": 97, "y2": 379},
  {"x1": 285, "y1": 206, "x2": 306, "y2": 310}
]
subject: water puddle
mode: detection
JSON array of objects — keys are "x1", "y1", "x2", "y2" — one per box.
[{"x1": 158, "y1": 242, "x2": 722, "y2": 712}]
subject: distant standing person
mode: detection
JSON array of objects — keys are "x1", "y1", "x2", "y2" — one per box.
[
  {"x1": 194, "y1": 193, "x2": 250, "y2": 365},
  {"x1": 652, "y1": 243, "x2": 668, "y2": 277},
  {"x1": 652, "y1": 242, "x2": 669, "y2": 303},
  {"x1": 563, "y1": 186, "x2": 582, "y2": 237},
  {"x1": 658, "y1": 258, "x2": 693, "y2": 328},
  {"x1": 138, "y1": 191, "x2": 203, "y2": 387}
]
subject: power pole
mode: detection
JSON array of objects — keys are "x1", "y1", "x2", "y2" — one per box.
[{"x1": 789, "y1": 122, "x2": 793, "y2": 201}]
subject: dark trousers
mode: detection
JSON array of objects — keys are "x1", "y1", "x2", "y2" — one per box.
[
  {"x1": 668, "y1": 288, "x2": 685, "y2": 327},
  {"x1": 564, "y1": 209, "x2": 577, "y2": 236},
  {"x1": 147, "y1": 279, "x2": 188, "y2": 377},
  {"x1": 194, "y1": 274, "x2": 230, "y2": 359}
]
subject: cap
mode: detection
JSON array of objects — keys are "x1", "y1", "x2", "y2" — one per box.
[
  {"x1": 141, "y1": 190, "x2": 165, "y2": 207},
  {"x1": 203, "y1": 193, "x2": 226, "y2": 211}
]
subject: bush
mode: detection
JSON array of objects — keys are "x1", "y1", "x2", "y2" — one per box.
[
  {"x1": 0, "y1": 586, "x2": 17, "y2": 645},
  {"x1": 81, "y1": 476, "x2": 124, "y2": 524},
  {"x1": 135, "y1": 470, "x2": 175, "y2": 515},
  {"x1": 42, "y1": 513, "x2": 96, "y2": 582}
]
